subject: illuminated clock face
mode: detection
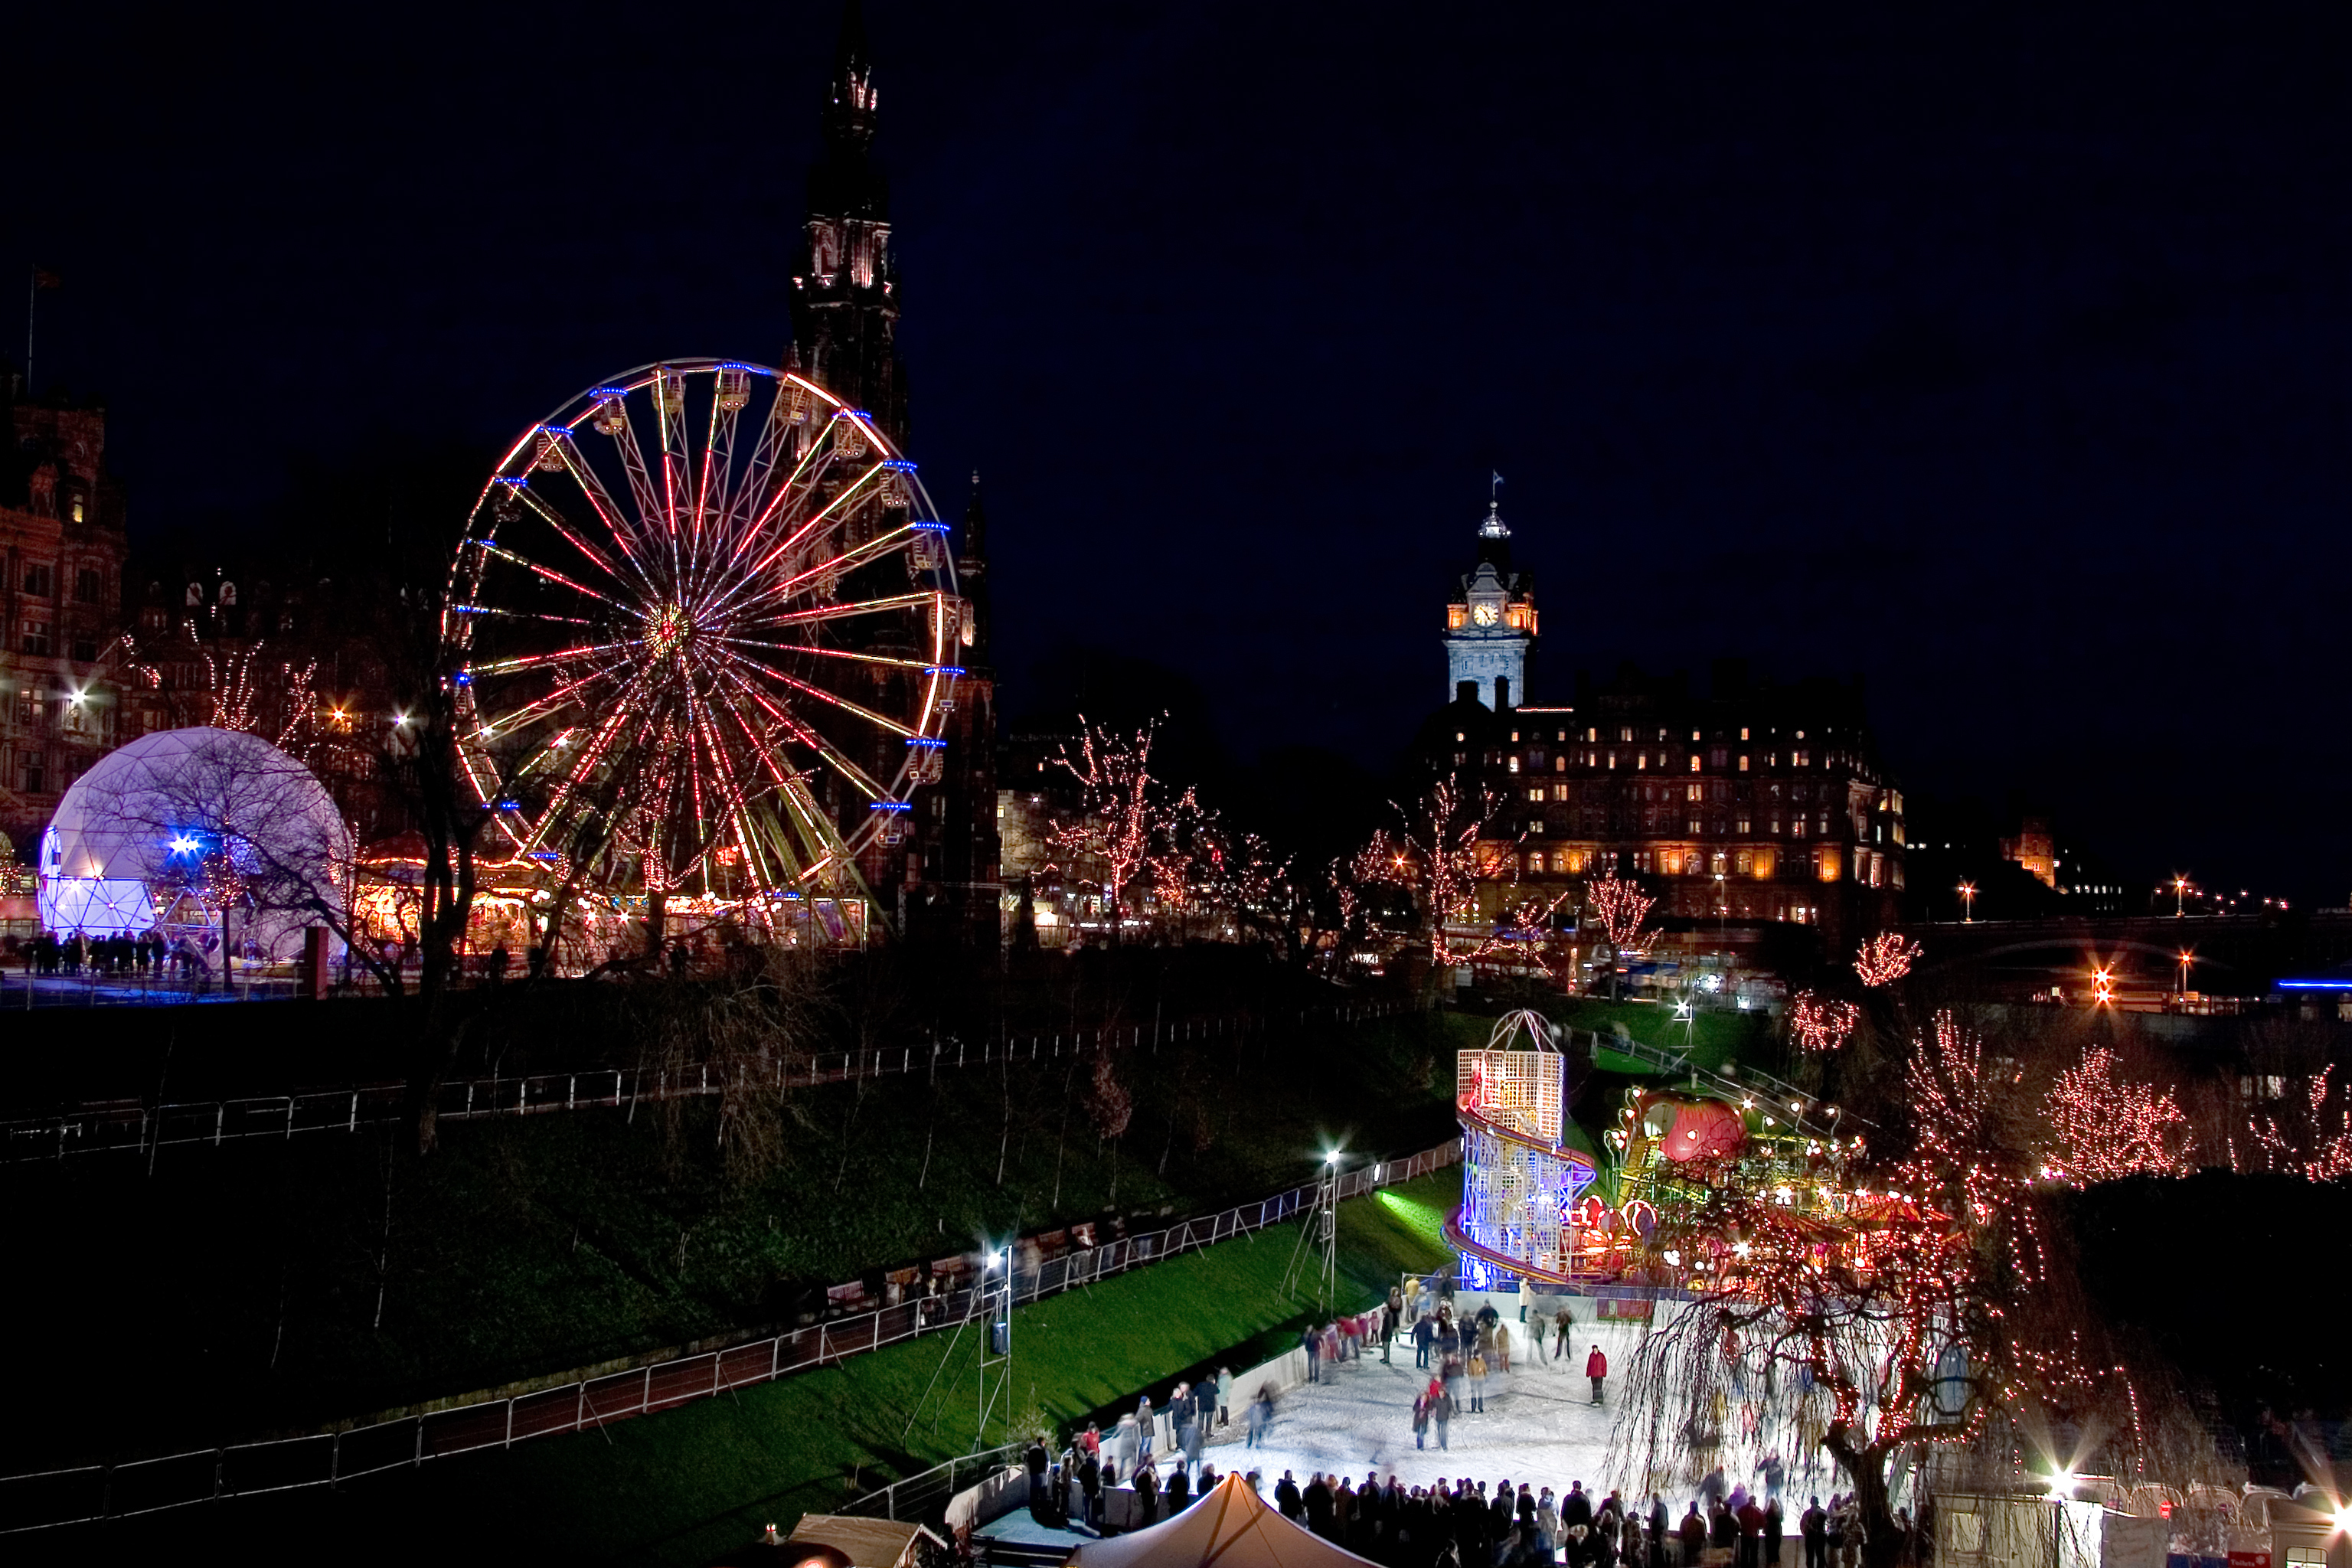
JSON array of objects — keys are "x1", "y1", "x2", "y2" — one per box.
[{"x1": 1472, "y1": 602, "x2": 1501, "y2": 626}]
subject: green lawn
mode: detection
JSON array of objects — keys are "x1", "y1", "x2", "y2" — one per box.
[
  {"x1": 68, "y1": 1170, "x2": 1463, "y2": 1567},
  {"x1": 1550, "y1": 996, "x2": 1772, "y2": 1073}
]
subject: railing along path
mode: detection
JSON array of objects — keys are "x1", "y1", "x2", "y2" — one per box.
[{"x1": 0, "y1": 1000, "x2": 1409, "y2": 1165}]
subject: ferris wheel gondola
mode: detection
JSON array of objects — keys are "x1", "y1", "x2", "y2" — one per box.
[{"x1": 442, "y1": 360, "x2": 967, "y2": 920}]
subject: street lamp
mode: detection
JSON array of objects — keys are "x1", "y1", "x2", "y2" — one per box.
[
  {"x1": 2174, "y1": 877, "x2": 2187, "y2": 917},
  {"x1": 1958, "y1": 881, "x2": 1976, "y2": 923},
  {"x1": 2177, "y1": 950, "x2": 2194, "y2": 1002}
]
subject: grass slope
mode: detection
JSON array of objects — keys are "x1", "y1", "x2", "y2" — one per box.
[
  {"x1": 3, "y1": 1010, "x2": 1463, "y2": 1467},
  {"x1": 60, "y1": 1171, "x2": 1462, "y2": 1568}
]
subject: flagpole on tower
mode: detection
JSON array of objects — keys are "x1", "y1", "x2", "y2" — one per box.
[{"x1": 25, "y1": 266, "x2": 60, "y2": 397}]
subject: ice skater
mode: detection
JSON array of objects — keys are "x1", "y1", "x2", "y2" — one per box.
[{"x1": 1586, "y1": 1344, "x2": 1609, "y2": 1404}]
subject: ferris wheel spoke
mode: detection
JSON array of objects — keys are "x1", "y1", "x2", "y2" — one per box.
[
  {"x1": 722, "y1": 518, "x2": 922, "y2": 626},
  {"x1": 521, "y1": 463, "x2": 655, "y2": 593},
  {"x1": 722, "y1": 649, "x2": 918, "y2": 739},
  {"x1": 653, "y1": 368, "x2": 694, "y2": 558},
  {"x1": 766, "y1": 522, "x2": 922, "y2": 603},
  {"x1": 702, "y1": 672, "x2": 854, "y2": 888},
  {"x1": 472, "y1": 655, "x2": 637, "y2": 740},
  {"x1": 733, "y1": 383, "x2": 845, "y2": 550},
  {"x1": 524, "y1": 691, "x2": 659, "y2": 855},
  {"x1": 606, "y1": 398, "x2": 675, "y2": 577},
  {"x1": 711, "y1": 634, "x2": 937, "y2": 673},
  {"x1": 727, "y1": 459, "x2": 889, "y2": 590},
  {"x1": 692, "y1": 382, "x2": 749, "y2": 565},
  {"x1": 712, "y1": 663, "x2": 896, "y2": 802},
  {"x1": 449, "y1": 604, "x2": 598, "y2": 629},
  {"x1": 468, "y1": 639, "x2": 639, "y2": 678},
  {"x1": 552, "y1": 436, "x2": 665, "y2": 581},
  {"x1": 738, "y1": 590, "x2": 939, "y2": 635},
  {"x1": 727, "y1": 376, "x2": 821, "y2": 547},
  {"x1": 475, "y1": 541, "x2": 630, "y2": 613}
]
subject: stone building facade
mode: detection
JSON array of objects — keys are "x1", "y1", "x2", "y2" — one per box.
[
  {"x1": 0, "y1": 380, "x2": 131, "y2": 849},
  {"x1": 1420, "y1": 511, "x2": 1906, "y2": 954}
]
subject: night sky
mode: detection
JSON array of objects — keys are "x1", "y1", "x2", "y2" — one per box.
[{"x1": 10, "y1": 2, "x2": 2348, "y2": 903}]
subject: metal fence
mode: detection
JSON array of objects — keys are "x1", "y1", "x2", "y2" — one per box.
[
  {"x1": 0, "y1": 999, "x2": 1413, "y2": 1165},
  {"x1": 0, "y1": 971, "x2": 305, "y2": 1008},
  {"x1": 0, "y1": 1134, "x2": 1462, "y2": 1534},
  {"x1": 838, "y1": 1442, "x2": 1031, "y2": 1526}
]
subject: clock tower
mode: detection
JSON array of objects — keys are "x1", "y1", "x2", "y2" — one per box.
[{"x1": 1443, "y1": 498, "x2": 1537, "y2": 709}]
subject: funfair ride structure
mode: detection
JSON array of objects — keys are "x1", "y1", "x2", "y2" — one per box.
[
  {"x1": 443, "y1": 361, "x2": 966, "y2": 944},
  {"x1": 1448, "y1": 1010, "x2": 1602, "y2": 1288},
  {"x1": 1449, "y1": 1010, "x2": 1877, "y2": 1289}
]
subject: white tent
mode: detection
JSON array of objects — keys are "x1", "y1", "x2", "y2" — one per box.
[
  {"x1": 38, "y1": 726, "x2": 351, "y2": 959},
  {"x1": 1073, "y1": 1474, "x2": 1378, "y2": 1568}
]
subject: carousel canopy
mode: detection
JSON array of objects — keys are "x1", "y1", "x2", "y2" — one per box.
[
  {"x1": 38, "y1": 726, "x2": 351, "y2": 942},
  {"x1": 1073, "y1": 1474, "x2": 1377, "y2": 1568}
]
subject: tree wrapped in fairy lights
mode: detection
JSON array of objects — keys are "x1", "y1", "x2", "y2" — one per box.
[
  {"x1": 1047, "y1": 717, "x2": 1194, "y2": 939},
  {"x1": 1353, "y1": 776, "x2": 1570, "y2": 975},
  {"x1": 2247, "y1": 1064, "x2": 2352, "y2": 1181},
  {"x1": 1615, "y1": 1009, "x2": 2216, "y2": 1568},
  {"x1": 1789, "y1": 989, "x2": 1860, "y2": 1053},
  {"x1": 1852, "y1": 931, "x2": 1922, "y2": 988},
  {"x1": 2041, "y1": 1046, "x2": 2194, "y2": 1184},
  {"x1": 1586, "y1": 869, "x2": 1656, "y2": 950}
]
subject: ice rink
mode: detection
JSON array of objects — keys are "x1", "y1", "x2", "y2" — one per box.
[{"x1": 1201, "y1": 1303, "x2": 1662, "y2": 1499}]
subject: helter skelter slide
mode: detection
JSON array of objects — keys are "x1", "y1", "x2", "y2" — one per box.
[{"x1": 1446, "y1": 1010, "x2": 1604, "y2": 1289}]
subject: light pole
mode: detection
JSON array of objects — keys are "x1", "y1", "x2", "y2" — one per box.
[
  {"x1": 2177, "y1": 949, "x2": 2194, "y2": 1002},
  {"x1": 2174, "y1": 877, "x2": 2187, "y2": 917},
  {"x1": 1285, "y1": 1148, "x2": 1343, "y2": 1315},
  {"x1": 1958, "y1": 881, "x2": 1976, "y2": 923},
  {"x1": 1713, "y1": 872, "x2": 1726, "y2": 944},
  {"x1": 975, "y1": 1243, "x2": 1012, "y2": 1452}
]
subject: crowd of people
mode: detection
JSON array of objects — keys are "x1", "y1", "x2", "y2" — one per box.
[
  {"x1": 16, "y1": 929, "x2": 200, "y2": 978},
  {"x1": 1027, "y1": 1419, "x2": 1919, "y2": 1568},
  {"x1": 1252, "y1": 1470, "x2": 1918, "y2": 1568},
  {"x1": 1027, "y1": 1370, "x2": 1253, "y2": 1530},
  {"x1": 1014, "y1": 1275, "x2": 1929, "y2": 1568}
]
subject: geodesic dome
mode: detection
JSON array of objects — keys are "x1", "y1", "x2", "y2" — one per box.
[{"x1": 38, "y1": 726, "x2": 351, "y2": 959}]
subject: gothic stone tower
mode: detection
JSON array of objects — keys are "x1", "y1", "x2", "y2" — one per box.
[
  {"x1": 790, "y1": 0, "x2": 910, "y2": 446},
  {"x1": 1443, "y1": 499, "x2": 1537, "y2": 710},
  {"x1": 790, "y1": 2, "x2": 1001, "y2": 946}
]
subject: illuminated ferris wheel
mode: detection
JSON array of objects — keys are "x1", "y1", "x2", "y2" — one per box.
[{"x1": 443, "y1": 360, "x2": 966, "y2": 910}]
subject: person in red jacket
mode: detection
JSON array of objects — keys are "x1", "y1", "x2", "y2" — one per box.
[{"x1": 1586, "y1": 1344, "x2": 1609, "y2": 1405}]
